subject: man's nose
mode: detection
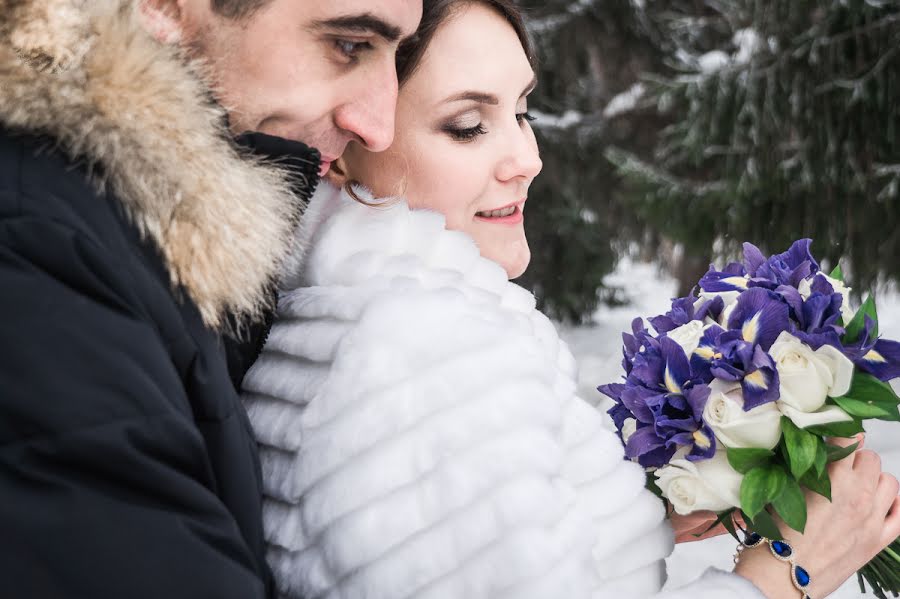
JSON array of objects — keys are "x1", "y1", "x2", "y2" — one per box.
[{"x1": 333, "y1": 62, "x2": 398, "y2": 153}]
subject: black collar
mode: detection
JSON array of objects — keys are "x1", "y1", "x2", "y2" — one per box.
[{"x1": 233, "y1": 131, "x2": 322, "y2": 204}]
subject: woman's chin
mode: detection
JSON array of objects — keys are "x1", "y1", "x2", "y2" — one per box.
[{"x1": 498, "y1": 245, "x2": 531, "y2": 280}]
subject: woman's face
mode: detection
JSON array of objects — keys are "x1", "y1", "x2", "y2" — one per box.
[{"x1": 341, "y1": 2, "x2": 542, "y2": 279}]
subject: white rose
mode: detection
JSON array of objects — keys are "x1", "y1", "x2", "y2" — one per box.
[
  {"x1": 655, "y1": 449, "x2": 744, "y2": 515},
  {"x1": 798, "y1": 274, "x2": 854, "y2": 325},
  {"x1": 668, "y1": 320, "x2": 707, "y2": 358},
  {"x1": 769, "y1": 331, "x2": 855, "y2": 429},
  {"x1": 694, "y1": 290, "x2": 741, "y2": 327},
  {"x1": 621, "y1": 417, "x2": 637, "y2": 443},
  {"x1": 703, "y1": 380, "x2": 782, "y2": 449}
]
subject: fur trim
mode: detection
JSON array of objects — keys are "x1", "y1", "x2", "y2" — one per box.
[{"x1": 0, "y1": 0, "x2": 309, "y2": 328}]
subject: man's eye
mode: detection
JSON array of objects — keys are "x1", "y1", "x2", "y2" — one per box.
[{"x1": 335, "y1": 39, "x2": 371, "y2": 61}]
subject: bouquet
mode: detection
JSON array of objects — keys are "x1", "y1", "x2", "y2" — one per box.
[{"x1": 599, "y1": 240, "x2": 900, "y2": 598}]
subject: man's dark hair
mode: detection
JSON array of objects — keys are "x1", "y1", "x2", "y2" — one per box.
[{"x1": 210, "y1": 0, "x2": 271, "y2": 20}]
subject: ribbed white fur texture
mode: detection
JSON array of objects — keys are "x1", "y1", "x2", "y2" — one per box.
[{"x1": 244, "y1": 183, "x2": 764, "y2": 599}]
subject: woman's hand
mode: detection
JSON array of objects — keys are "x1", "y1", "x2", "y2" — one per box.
[
  {"x1": 669, "y1": 510, "x2": 746, "y2": 543},
  {"x1": 733, "y1": 434, "x2": 900, "y2": 598}
]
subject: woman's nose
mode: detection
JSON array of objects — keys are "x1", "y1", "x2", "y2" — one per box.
[{"x1": 496, "y1": 129, "x2": 543, "y2": 184}]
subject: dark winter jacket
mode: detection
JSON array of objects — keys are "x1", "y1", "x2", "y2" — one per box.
[{"x1": 0, "y1": 2, "x2": 318, "y2": 597}]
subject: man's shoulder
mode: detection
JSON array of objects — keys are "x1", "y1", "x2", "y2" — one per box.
[{"x1": 0, "y1": 127, "x2": 124, "y2": 243}]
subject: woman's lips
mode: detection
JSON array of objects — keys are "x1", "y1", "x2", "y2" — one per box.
[{"x1": 474, "y1": 201, "x2": 526, "y2": 225}]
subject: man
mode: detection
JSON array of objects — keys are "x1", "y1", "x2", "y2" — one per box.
[{"x1": 0, "y1": 0, "x2": 421, "y2": 597}]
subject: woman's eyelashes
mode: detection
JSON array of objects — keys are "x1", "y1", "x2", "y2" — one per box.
[
  {"x1": 444, "y1": 123, "x2": 488, "y2": 141},
  {"x1": 443, "y1": 111, "x2": 536, "y2": 142}
]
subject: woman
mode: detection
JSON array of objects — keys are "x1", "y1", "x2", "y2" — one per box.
[{"x1": 242, "y1": 1, "x2": 900, "y2": 598}]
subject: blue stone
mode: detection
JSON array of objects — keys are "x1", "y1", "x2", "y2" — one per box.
[
  {"x1": 794, "y1": 566, "x2": 811, "y2": 588},
  {"x1": 772, "y1": 540, "x2": 793, "y2": 557},
  {"x1": 744, "y1": 532, "x2": 763, "y2": 546}
]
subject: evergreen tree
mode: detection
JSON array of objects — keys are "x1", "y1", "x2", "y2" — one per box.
[{"x1": 610, "y1": 0, "x2": 900, "y2": 296}]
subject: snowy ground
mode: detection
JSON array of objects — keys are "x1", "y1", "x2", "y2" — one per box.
[{"x1": 558, "y1": 258, "x2": 900, "y2": 598}]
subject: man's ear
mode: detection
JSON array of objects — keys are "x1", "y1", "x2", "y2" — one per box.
[{"x1": 138, "y1": 0, "x2": 185, "y2": 45}]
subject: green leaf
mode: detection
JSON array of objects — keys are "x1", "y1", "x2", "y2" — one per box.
[
  {"x1": 806, "y1": 419, "x2": 865, "y2": 438},
  {"x1": 830, "y1": 264, "x2": 844, "y2": 282},
  {"x1": 833, "y1": 396, "x2": 896, "y2": 420},
  {"x1": 843, "y1": 295, "x2": 878, "y2": 344},
  {"x1": 693, "y1": 508, "x2": 736, "y2": 539},
  {"x1": 743, "y1": 508, "x2": 783, "y2": 540},
  {"x1": 800, "y1": 468, "x2": 832, "y2": 501},
  {"x1": 782, "y1": 417, "x2": 818, "y2": 478},
  {"x1": 826, "y1": 440, "x2": 860, "y2": 463},
  {"x1": 726, "y1": 447, "x2": 775, "y2": 474},
  {"x1": 842, "y1": 373, "x2": 900, "y2": 405},
  {"x1": 741, "y1": 465, "x2": 788, "y2": 520},
  {"x1": 721, "y1": 510, "x2": 740, "y2": 543},
  {"x1": 772, "y1": 478, "x2": 807, "y2": 533},
  {"x1": 814, "y1": 439, "x2": 828, "y2": 477},
  {"x1": 646, "y1": 470, "x2": 664, "y2": 501}
]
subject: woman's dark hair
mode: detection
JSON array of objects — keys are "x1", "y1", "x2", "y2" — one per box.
[{"x1": 397, "y1": 0, "x2": 536, "y2": 86}]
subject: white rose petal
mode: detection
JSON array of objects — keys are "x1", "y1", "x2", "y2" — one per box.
[
  {"x1": 769, "y1": 331, "x2": 857, "y2": 429},
  {"x1": 668, "y1": 320, "x2": 707, "y2": 358},
  {"x1": 703, "y1": 380, "x2": 782, "y2": 449},
  {"x1": 798, "y1": 274, "x2": 854, "y2": 325},
  {"x1": 778, "y1": 403, "x2": 853, "y2": 429},
  {"x1": 622, "y1": 417, "x2": 637, "y2": 443},
  {"x1": 655, "y1": 450, "x2": 744, "y2": 515}
]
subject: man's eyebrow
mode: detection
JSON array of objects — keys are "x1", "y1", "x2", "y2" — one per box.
[
  {"x1": 444, "y1": 75, "x2": 539, "y2": 105},
  {"x1": 313, "y1": 14, "x2": 404, "y2": 42}
]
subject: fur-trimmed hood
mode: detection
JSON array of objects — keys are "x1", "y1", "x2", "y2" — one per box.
[{"x1": 0, "y1": 0, "x2": 316, "y2": 328}]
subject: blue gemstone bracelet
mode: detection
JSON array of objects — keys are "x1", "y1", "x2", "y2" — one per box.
[{"x1": 733, "y1": 532, "x2": 812, "y2": 598}]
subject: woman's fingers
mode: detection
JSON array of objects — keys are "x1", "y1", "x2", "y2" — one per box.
[
  {"x1": 874, "y1": 472, "x2": 900, "y2": 515},
  {"x1": 881, "y1": 495, "x2": 900, "y2": 547}
]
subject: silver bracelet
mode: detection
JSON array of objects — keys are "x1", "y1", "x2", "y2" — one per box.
[{"x1": 733, "y1": 531, "x2": 812, "y2": 599}]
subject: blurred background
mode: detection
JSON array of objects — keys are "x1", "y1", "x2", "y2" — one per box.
[
  {"x1": 515, "y1": 2, "x2": 900, "y2": 595},
  {"x1": 518, "y1": 0, "x2": 899, "y2": 321}
]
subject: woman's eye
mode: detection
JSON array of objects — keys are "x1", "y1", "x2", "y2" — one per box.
[
  {"x1": 334, "y1": 39, "x2": 371, "y2": 61},
  {"x1": 445, "y1": 124, "x2": 488, "y2": 142},
  {"x1": 517, "y1": 111, "x2": 537, "y2": 124}
]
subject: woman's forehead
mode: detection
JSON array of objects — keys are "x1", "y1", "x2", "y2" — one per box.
[{"x1": 405, "y1": 3, "x2": 534, "y2": 106}]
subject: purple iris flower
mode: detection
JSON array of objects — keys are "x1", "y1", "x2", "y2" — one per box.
[
  {"x1": 700, "y1": 239, "x2": 820, "y2": 294},
  {"x1": 649, "y1": 294, "x2": 726, "y2": 335},
  {"x1": 684, "y1": 289, "x2": 786, "y2": 410},
  {"x1": 842, "y1": 317, "x2": 900, "y2": 382},
  {"x1": 600, "y1": 337, "x2": 715, "y2": 468}
]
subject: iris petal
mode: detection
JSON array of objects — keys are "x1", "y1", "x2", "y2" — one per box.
[{"x1": 859, "y1": 339, "x2": 900, "y2": 382}]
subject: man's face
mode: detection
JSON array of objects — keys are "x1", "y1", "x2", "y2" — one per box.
[{"x1": 175, "y1": 0, "x2": 422, "y2": 176}]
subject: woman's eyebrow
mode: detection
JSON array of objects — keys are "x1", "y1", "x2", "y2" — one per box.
[{"x1": 444, "y1": 75, "x2": 539, "y2": 105}]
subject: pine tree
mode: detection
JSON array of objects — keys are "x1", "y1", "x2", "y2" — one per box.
[{"x1": 610, "y1": 0, "x2": 900, "y2": 296}]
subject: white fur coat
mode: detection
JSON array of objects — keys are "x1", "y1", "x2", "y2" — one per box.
[{"x1": 243, "y1": 183, "x2": 764, "y2": 599}]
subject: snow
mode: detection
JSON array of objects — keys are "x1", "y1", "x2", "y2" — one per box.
[
  {"x1": 604, "y1": 83, "x2": 646, "y2": 118},
  {"x1": 530, "y1": 108, "x2": 585, "y2": 130},
  {"x1": 559, "y1": 258, "x2": 900, "y2": 598}
]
